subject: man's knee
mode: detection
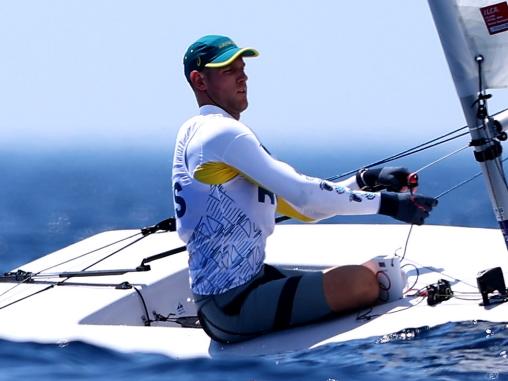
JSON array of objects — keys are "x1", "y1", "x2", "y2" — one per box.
[
  {"x1": 323, "y1": 265, "x2": 380, "y2": 313},
  {"x1": 354, "y1": 265, "x2": 380, "y2": 302}
]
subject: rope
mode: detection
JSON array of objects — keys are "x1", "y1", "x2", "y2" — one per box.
[
  {"x1": 0, "y1": 232, "x2": 142, "y2": 299},
  {"x1": 0, "y1": 221, "x2": 169, "y2": 307},
  {"x1": 412, "y1": 145, "x2": 470, "y2": 174},
  {"x1": 435, "y1": 151, "x2": 508, "y2": 200},
  {"x1": 328, "y1": 128, "x2": 469, "y2": 181},
  {"x1": 37, "y1": 232, "x2": 142, "y2": 275},
  {"x1": 133, "y1": 286, "x2": 152, "y2": 326}
]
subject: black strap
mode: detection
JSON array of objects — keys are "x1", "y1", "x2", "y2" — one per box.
[
  {"x1": 221, "y1": 264, "x2": 303, "y2": 330},
  {"x1": 196, "y1": 267, "x2": 304, "y2": 343},
  {"x1": 222, "y1": 265, "x2": 285, "y2": 315},
  {"x1": 273, "y1": 276, "x2": 302, "y2": 329}
]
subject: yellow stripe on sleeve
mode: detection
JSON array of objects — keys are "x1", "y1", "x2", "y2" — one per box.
[
  {"x1": 194, "y1": 162, "x2": 315, "y2": 222},
  {"x1": 193, "y1": 162, "x2": 240, "y2": 184},
  {"x1": 276, "y1": 197, "x2": 315, "y2": 222}
]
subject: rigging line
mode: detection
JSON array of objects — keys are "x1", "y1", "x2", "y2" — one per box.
[
  {"x1": 435, "y1": 172, "x2": 482, "y2": 200},
  {"x1": 13, "y1": 218, "x2": 176, "y2": 284},
  {"x1": 453, "y1": 295, "x2": 483, "y2": 301},
  {"x1": 0, "y1": 281, "x2": 26, "y2": 299},
  {"x1": 374, "y1": 132, "x2": 470, "y2": 166},
  {"x1": 369, "y1": 132, "x2": 470, "y2": 167},
  {"x1": 79, "y1": 235, "x2": 147, "y2": 273},
  {"x1": 356, "y1": 294, "x2": 427, "y2": 321},
  {"x1": 401, "y1": 263, "x2": 420, "y2": 295},
  {"x1": 379, "y1": 125, "x2": 469, "y2": 165},
  {"x1": 36, "y1": 231, "x2": 142, "y2": 275},
  {"x1": 399, "y1": 224, "x2": 414, "y2": 263},
  {"x1": 406, "y1": 258, "x2": 478, "y2": 290},
  {"x1": 330, "y1": 132, "x2": 469, "y2": 180},
  {"x1": 436, "y1": 156, "x2": 508, "y2": 200},
  {"x1": 412, "y1": 145, "x2": 470, "y2": 174},
  {"x1": 398, "y1": 166, "x2": 498, "y2": 291},
  {"x1": 0, "y1": 235, "x2": 147, "y2": 310},
  {"x1": 0, "y1": 231, "x2": 143, "y2": 301},
  {"x1": 9, "y1": 218, "x2": 175, "y2": 281},
  {"x1": 328, "y1": 131, "x2": 470, "y2": 181},
  {"x1": 58, "y1": 218, "x2": 177, "y2": 278},
  {"x1": 1, "y1": 278, "x2": 144, "y2": 287},
  {"x1": 0, "y1": 285, "x2": 55, "y2": 311},
  {"x1": 397, "y1": 161, "x2": 505, "y2": 294},
  {"x1": 133, "y1": 286, "x2": 152, "y2": 326},
  {"x1": 281, "y1": 140, "x2": 470, "y2": 225},
  {"x1": 0, "y1": 221, "x2": 163, "y2": 309}
]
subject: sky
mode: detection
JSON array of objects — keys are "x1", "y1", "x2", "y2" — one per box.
[{"x1": 2, "y1": 0, "x2": 508, "y2": 153}]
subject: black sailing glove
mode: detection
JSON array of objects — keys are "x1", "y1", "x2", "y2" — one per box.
[
  {"x1": 356, "y1": 167, "x2": 410, "y2": 192},
  {"x1": 379, "y1": 192, "x2": 438, "y2": 225}
]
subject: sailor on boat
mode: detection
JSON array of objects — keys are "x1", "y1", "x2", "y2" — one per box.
[{"x1": 172, "y1": 35, "x2": 438, "y2": 343}]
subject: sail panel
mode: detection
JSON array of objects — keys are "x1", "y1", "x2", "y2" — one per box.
[{"x1": 457, "y1": 0, "x2": 508, "y2": 89}]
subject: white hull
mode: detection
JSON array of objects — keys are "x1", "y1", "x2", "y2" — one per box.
[{"x1": 1, "y1": 223, "x2": 507, "y2": 358}]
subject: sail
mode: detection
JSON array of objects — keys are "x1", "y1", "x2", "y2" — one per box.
[
  {"x1": 455, "y1": 0, "x2": 508, "y2": 90},
  {"x1": 429, "y1": 0, "x2": 508, "y2": 251},
  {"x1": 430, "y1": 0, "x2": 508, "y2": 96}
]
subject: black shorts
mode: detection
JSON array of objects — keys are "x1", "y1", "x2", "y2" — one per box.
[{"x1": 193, "y1": 264, "x2": 333, "y2": 343}]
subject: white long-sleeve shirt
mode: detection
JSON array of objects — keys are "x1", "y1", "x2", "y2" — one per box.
[{"x1": 172, "y1": 105, "x2": 380, "y2": 295}]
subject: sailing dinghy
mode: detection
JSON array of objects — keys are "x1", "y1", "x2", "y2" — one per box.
[{"x1": 2, "y1": 0, "x2": 508, "y2": 358}]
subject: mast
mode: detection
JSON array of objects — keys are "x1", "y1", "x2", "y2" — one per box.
[{"x1": 428, "y1": 0, "x2": 508, "y2": 249}]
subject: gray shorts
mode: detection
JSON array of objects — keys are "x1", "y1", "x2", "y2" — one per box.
[{"x1": 194, "y1": 264, "x2": 333, "y2": 343}]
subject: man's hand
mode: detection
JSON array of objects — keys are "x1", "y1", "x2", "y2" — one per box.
[
  {"x1": 379, "y1": 192, "x2": 438, "y2": 225},
  {"x1": 357, "y1": 167, "x2": 411, "y2": 192}
]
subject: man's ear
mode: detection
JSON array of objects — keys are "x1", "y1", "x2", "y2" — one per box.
[{"x1": 190, "y1": 70, "x2": 207, "y2": 91}]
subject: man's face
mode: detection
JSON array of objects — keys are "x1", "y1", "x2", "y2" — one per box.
[{"x1": 201, "y1": 57, "x2": 248, "y2": 119}]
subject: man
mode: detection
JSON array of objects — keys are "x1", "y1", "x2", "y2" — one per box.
[{"x1": 172, "y1": 35, "x2": 437, "y2": 343}]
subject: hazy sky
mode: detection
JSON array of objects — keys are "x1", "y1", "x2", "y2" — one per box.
[{"x1": 2, "y1": 0, "x2": 508, "y2": 152}]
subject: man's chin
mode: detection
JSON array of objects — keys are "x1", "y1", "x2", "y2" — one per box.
[
  {"x1": 229, "y1": 98, "x2": 248, "y2": 117},
  {"x1": 239, "y1": 97, "x2": 248, "y2": 111}
]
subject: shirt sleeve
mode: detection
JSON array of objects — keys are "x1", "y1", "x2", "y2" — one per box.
[{"x1": 221, "y1": 132, "x2": 381, "y2": 221}]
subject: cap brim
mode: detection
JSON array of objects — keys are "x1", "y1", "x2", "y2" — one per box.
[{"x1": 205, "y1": 47, "x2": 259, "y2": 68}]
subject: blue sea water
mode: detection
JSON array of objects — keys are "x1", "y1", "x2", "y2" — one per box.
[
  {"x1": 0, "y1": 145, "x2": 507, "y2": 380},
  {"x1": 1, "y1": 322, "x2": 508, "y2": 381}
]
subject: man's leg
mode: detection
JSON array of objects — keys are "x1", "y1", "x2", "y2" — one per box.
[
  {"x1": 196, "y1": 265, "x2": 379, "y2": 343},
  {"x1": 323, "y1": 265, "x2": 380, "y2": 313}
]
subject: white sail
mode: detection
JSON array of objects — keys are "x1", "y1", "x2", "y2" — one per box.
[
  {"x1": 430, "y1": 0, "x2": 508, "y2": 248},
  {"x1": 455, "y1": 0, "x2": 508, "y2": 90}
]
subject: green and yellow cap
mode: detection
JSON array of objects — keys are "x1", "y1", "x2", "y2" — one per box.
[{"x1": 183, "y1": 35, "x2": 259, "y2": 81}]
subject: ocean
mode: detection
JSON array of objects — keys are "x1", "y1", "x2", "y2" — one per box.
[{"x1": 1, "y1": 145, "x2": 507, "y2": 380}]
